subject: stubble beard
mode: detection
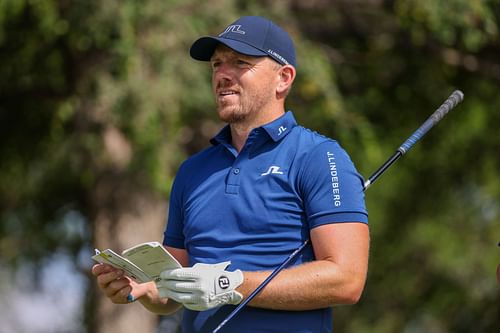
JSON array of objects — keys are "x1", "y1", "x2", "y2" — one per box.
[
  {"x1": 216, "y1": 89, "x2": 274, "y2": 125},
  {"x1": 216, "y1": 95, "x2": 256, "y2": 124},
  {"x1": 217, "y1": 102, "x2": 247, "y2": 124}
]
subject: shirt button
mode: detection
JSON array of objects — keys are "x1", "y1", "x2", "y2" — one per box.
[{"x1": 233, "y1": 168, "x2": 240, "y2": 174}]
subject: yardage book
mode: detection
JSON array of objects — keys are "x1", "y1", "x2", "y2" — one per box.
[{"x1": 92, "y1": 241, "x2": 181, "y2": 283}]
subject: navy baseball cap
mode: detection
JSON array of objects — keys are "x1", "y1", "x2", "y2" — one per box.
[{"x1": 190, "y1": 16, "x2": 296, "y2": 67}]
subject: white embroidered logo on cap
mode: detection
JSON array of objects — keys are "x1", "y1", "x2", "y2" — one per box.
[
  {"x1": 220, "y1": 25, "x2": 246, "y2": 36},
  {"x1": 267, "y1": 49, "x2": 289, "y2": 65}
]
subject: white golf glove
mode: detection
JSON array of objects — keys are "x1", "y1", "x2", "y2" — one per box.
[{"x1": 157, "y1": 261, "x2": 244, "y2": 311}]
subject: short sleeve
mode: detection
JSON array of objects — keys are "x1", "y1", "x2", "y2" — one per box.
[
  {"x1": 299, "y1": 140, "x2": 368, "y2": 229},
  {"x1": 162, "y1": 173, "x2": 186, "y2": 249}
]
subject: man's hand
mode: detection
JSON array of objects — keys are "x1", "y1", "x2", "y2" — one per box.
[
  {"x1": 157, "y1": 261, "x2": 244, "y2": 311},
  {"x1": 92, "y1": 263, "x2": 139, "y2": 304}
]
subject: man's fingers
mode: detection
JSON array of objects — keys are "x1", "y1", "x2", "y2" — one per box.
[
  {"x1": 108, "y1": 283, "x2": 132, "y2": 303},
  {"x1": 92, "y1": 264, "x2": 139, "y2": 304},
  {"x1": 96, "y1": 270, "x2": 133, "y2": 303},
  {"x1": 160, "y1": 268, "x2": 198, "y2": 280},
  {"x1": 158, "y1": 287, "x2": 193, "y2": 303},
  {"x1": 92, "y1": 263, "x2": 123, "y2": 276},
  {"x1": 102, "y1": 278, "x2": 126, "y2": 297},
  {"x1": 91, "y1": 263, "x2": 106, "y2": 276},
  {"x1": 161, "y1": 280, "x2": 197, "y2": 293},
  {"x1": 95, "y1": 276, "x2": 133, "y2": 304},
  {"x1": 96, "y1": 269, "x2": 125, "y2": 288}
]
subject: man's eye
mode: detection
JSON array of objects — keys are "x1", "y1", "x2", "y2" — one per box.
[{"x1": 237, "y1": 60, "x2": 250, "y2": 66}]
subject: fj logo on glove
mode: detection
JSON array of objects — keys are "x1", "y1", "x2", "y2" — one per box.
[
  {"x1": 218, "y1": 276, "x2": 230, "y2": 289},
  {"x1": 158, "y1": 261, "x2": 244, "y2": 311}
]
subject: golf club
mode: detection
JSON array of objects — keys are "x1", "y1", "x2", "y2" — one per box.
[{"x1": 213, "y1": 90, "x2": 464, "y2": 333}]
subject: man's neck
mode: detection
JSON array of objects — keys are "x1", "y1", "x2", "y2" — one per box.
[{"x1": 229, "y1": 108, "x2": 285, "y2": 153}]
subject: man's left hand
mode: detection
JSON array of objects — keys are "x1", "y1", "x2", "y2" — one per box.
[{"x1": 157, "y1": 261, "x2": 244, "y2": 311}]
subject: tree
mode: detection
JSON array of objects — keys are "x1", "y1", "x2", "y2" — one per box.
[{"x1": 286, "y1": 1, "x2": 500, "y2": 331}]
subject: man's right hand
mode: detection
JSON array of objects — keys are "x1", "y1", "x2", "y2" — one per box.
[
  {"x1": 92, "y1": 263, "x2": 184, "y2": 315},
  {"x1": 92, "y1": 263, "x2": 138, "y2": 304}
]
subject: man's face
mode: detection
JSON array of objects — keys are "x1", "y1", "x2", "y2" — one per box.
[{"x1": 210, "y1": 45, "x2": 281, "y2": 124}]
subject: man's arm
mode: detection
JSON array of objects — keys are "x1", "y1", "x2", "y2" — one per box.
[
  {"x1": 237, "y1": 222, "x2": 369, "y2": 310},
  {"x1": 92, "y1": 245, "x2": 189, "y2": 315}
]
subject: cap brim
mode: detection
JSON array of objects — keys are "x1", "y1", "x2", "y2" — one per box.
[{"x1": 190, "y1": 36, "x2": 268, "y2": 61}]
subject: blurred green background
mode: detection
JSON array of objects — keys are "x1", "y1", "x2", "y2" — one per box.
[{"x1": 0, "y1": 0, "x2": 499, "y2": 332}]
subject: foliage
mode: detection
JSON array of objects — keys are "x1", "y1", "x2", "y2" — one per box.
[{"x1": 0, "y1": 0, "x2": 499, "y2": 332}]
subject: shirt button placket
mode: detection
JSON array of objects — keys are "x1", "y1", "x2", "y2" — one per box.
[{"x1": 226, "y1": 166, "x2": 241, "y2": 194}]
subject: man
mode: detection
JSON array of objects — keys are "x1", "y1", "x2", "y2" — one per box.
[{"x1": 92, "y1": 16, "x2": 369, "y2": 333}]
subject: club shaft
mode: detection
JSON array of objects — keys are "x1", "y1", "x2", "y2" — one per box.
[
  {"x1": 364, "y1": 89, "x2": 463, "y2": 189},
  {"x1": 212, "y1": 240, "x2": 310, "y2": 333},
  {"x1": 363, "y1": 151, "x2": 402, "y2": 190},
  {"x1": 213, "y1": 90, "x2": 464, "y2": 333}
]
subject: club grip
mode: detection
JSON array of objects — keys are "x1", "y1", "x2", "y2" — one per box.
[{"x1": 399, "y1": 90, "x2": 464, "y2": 154}]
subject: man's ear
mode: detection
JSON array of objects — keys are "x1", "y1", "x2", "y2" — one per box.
[{"x1": 276, "y1": 65, "x2": 296, "y2": 96}]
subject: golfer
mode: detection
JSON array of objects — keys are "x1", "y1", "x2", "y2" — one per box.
[{"x1": 93, "y1": 15, "x2": 370, "y2": 333}]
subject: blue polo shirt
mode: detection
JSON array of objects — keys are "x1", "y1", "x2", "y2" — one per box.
[{"x1": 163, "y1": 111, "x2": 367, "y2": 333}]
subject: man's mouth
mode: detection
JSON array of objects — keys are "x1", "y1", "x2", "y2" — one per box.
[{"x1": 218, "y1": 90, "x2": 238, "y2": 97}]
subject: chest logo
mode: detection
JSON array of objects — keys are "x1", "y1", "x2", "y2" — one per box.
[{"x1": 261, "y1": 166, "x2": 284, "y2": 176}]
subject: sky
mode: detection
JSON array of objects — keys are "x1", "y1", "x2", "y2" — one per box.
[{"x1": 0, "y1": 253, "x2": 88, "y2": 333}]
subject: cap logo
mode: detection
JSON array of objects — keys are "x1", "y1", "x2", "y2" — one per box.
[
  {"x1": 220, "y1": 25, "x2": 246, "y2": 36},
  {"x1": 190, "y1": 16, "x2": 296, "y2": 67}
]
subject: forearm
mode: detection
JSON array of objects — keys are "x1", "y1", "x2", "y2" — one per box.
[
  {"x1": 135, "y1": 281, "x2": 183, "y2": 315},
  {"x1": 238, "y1": 259, "x2": 367, "y2": 311}
]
